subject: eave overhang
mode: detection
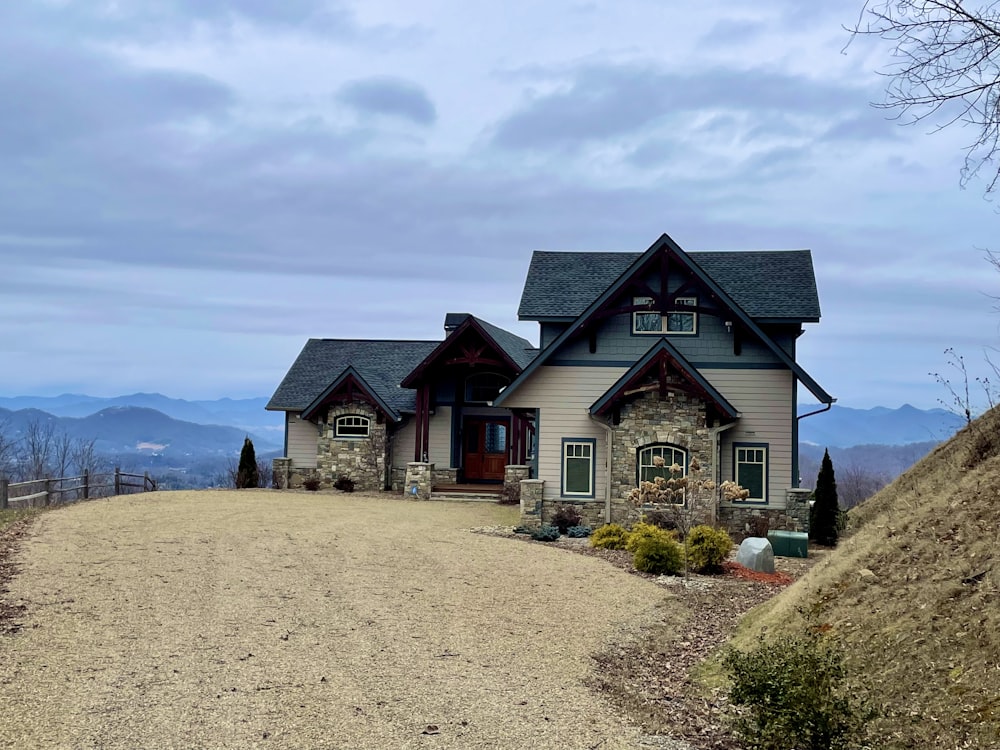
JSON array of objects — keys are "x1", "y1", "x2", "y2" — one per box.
[
  {"x1": 589, "y1": 339, "x2": 740, "y2": 420},
  {"x1": 301, "y1": 366, "x2": 400, "y2": 423},
  {"x1": 400, "y1": 315, "x2": 523, "y2": 388}
]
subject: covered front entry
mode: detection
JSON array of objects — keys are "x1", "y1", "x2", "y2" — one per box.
[{"x1": 463, "y1": 417, "x2": 508, "y2": 481}]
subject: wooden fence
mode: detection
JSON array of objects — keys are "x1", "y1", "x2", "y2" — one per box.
[{"x1": 0, "y1": 469, "x2": 157, "y2": 510}]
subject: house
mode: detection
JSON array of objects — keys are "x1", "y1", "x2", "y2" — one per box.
[{"x1": 266, "y1": 233, "x2": 833, "y2": 533}]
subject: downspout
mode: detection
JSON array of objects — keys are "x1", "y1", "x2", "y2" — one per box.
[
  {"x1": 797, "y1": 400, "x2": 835, "y2": 421},
  {"x1": 589, "y1": 414, "x2": 614, "y2": 524},
  {"x1": 710, "y1": 421, "x2": 738, "y2": 527}
]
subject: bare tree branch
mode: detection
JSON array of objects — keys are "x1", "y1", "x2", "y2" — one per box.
[{"x1": 852, "y1": 1, "x2": 1000, "y2": 193}]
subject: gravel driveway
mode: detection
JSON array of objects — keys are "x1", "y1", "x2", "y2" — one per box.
[{"x1": 0, "y1": 490, "x2": 667, "y2": 749}]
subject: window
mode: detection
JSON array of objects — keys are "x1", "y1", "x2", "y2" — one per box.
[
  {"x1": 637, "y1": 444, "x2": 687, "y2": 485},
  {"x1": 465, "y1": 372, "x2": 510, "y2": 404},
  {"x1": 334, "y1": 415, "x2": 370, "y2": 438},
  {"x1": 735, "y1": 444, "x2": 768, "y2": 502},
  {"x1": 632, "y1": 296, "x2": 697, "y2": 335},
  {"x1": 562, "y1": 439, "x2": 595, "y2": 497}
]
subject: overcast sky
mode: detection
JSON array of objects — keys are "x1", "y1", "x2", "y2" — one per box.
[{"x1": 2, "y1": 0, "x2": 999, "y2": 411}]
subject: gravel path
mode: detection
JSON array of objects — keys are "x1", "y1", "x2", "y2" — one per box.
[{"x1": 0, "y1": 490, "x2": 669, "y2": 749}]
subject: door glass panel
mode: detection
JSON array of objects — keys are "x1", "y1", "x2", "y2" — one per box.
[{"x1": 484, "y1": 423, "x2": 507, "y2": 453}]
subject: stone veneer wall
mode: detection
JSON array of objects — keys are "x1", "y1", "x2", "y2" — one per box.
[
  {"x1": 608, "y1": 385, "x2": 713, "y2": 525},
  {"x1": 404, "y1": 462, "x2": 433, "y2": 500},
  {"x1": 272, "y1": 457, "x2": 319, "y2": 490},
  {"x1": 316, "y1": 403, "x2": 387, "y2": 491},
  {"x1": 519, "y1": 478, "x2": 605, "y2": 530},
  {"x1": 719, "y1": 489, "x2": 812, "y2": 537}
]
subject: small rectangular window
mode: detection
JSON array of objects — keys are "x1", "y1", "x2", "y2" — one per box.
[
  {"x1": 335, "y1": 415, "x2": 370, "y2": 438},
  {"x1": 562, "y1": 440, "x2": 594, "y2": 496},
  {"x1": 735, "y1": 445, "x2": 767, "y2": 502},
  {"x1": 632, "y1": 296, "x2": 697, "y2": 335}
]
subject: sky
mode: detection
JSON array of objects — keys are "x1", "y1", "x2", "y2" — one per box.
[{"x1": 2, "y1": 0, "x2": 1000, "y2": 411}]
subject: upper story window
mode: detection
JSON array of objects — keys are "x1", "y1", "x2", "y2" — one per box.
[
  {"x1": 465, "y1": 372, "x2": 510, "y2": 404},
  {"x1": 632, "y1": 296, "x2": 697, "y2": 335},
  {"x1": 334, "y1": 415, "x2": 370, "y2": 438}
]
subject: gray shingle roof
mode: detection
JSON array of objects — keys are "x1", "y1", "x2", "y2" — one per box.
[
  {"x1": 473, "y1": 316, "x2": 539, "y2": 370},
  {"x1": 267, "y1": 317, "x2": 539, "y2": 415},
  {"x1": 518, "y1": 250, "x2": 821, "y2": 321},
  {"x1": 266, "y1": 340, "x2": 438, "y2": 414}
]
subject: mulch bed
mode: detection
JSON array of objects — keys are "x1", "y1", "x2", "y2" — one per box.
[{"x1": 539, "y1": 534, "x2": 819, "y2": 749}]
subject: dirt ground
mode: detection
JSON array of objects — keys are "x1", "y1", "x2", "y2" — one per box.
[{"x1": 0, "y1": 490, "x2": 673, "y2": 750}]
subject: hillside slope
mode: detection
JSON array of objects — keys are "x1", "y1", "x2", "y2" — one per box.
[{"x1": 734, "y1": 408, "x2": 1000, "y2": 748}]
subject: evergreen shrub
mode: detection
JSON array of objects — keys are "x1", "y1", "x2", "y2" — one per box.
[
  {"x1": 685, "y1": 525, "x2": 733, "y2": 573},
  {"x1": 590, "y1": 523, "x2": 630, "y2": 550}
]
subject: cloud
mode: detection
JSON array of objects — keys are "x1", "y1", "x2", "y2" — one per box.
[
  {"x1": 490, "y1": 62, "x2": 873, "y2": 151},
  {"x1": 337, "y1": 77, "x2": 437, "y2": 125}
]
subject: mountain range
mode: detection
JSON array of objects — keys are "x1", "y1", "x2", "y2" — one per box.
[
  {"x1": 0, "y1": 405, "x2": 281, "y2": 458},
  {"x1": 797, "y1": 403, "x2": 964, "y2": 448}
]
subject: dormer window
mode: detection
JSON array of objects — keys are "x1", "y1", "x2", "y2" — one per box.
[{"x1": 632, "y1": 296, "x2": 697, "y2": 335}]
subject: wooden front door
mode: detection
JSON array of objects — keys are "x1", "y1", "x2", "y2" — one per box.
[{"x1": 463, "y1": 418, "x2": 508, "y2": 482}]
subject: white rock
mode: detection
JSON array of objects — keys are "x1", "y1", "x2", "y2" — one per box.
[{"x1": 736, "y1": 537, "x2": 775, "y2": 573}]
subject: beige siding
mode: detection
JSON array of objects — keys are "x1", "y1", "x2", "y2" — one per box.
[
  {"x1": 429, "y1": 405, "x2": 452, "y2": 467},
  {"x1": 502, "y1": 365, "x2": 628, "y2": 502},
  {"x1": 702, "y1": 368, "x2": 794, "y2": 509},
  {"x1": 392, "y1": 418, "x2": 416, "y2": 469},
  {"x1": 286, "y1": 413, "x2": 318, "y2": 469}
]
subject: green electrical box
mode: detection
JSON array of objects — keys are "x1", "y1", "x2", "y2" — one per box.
[{"x1": 767, "y1": 530, "x2": 809, "y2": 558}]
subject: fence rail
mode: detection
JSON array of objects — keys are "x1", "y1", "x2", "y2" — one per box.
[{"x1": 0, "y1": 468, "x2": 157, "y2": 510}]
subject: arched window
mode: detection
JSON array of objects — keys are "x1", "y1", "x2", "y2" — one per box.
[
  {"x1": 636, "y1": 444, "x2": 687, "y2": 485},
  {"x1": 465, "y1": 372, "x2": 510, "y2": 404},
  {"x1": 334, "y1": 415, "x2": 370, "y2": 438}
]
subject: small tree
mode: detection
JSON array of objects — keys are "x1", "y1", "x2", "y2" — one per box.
[
  {"x1": 236, "y1": 437, "x2": 259, "y2": 489},
  {"x1": 810, "y1": 449, "x2": 840, "y2": 546}
]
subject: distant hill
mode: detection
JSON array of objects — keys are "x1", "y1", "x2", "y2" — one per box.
[
  {"x1": 0, "y1": 393, "x2": 281, "y2": 439},
  {"x1": 798, "y1": 404, "x2": 964, "y2": 447},
  {"x1": 733, "y1": 411, "x2": 1000, "y2": 747},
  {"x1": 0, "y1": 405, "x2": 280, "y2": 457}
]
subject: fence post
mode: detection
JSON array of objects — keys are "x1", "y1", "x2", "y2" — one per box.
[
  {"x1": 1, "y1": 475, "x2": 7, "y2": 510},
  {"x1": 143, "y1": 471, "x2": 150, "y2": 493},
  {"x1": 114, "y1": 467, "x2": 121, "y2": 496},
  {"x1": 45, "y1": 478, "x2": 53, "y2": 507},
  {"x1": 83, "y1": 469, "x2": 89, "y2": 500}
]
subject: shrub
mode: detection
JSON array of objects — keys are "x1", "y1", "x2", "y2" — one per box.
[
  {"x1": 236, "y1": 437, "x2": 259, "y2": 489},
  {"x1": 746, "y1": 514, "x2": 770, "y2": 538},
  {"x1": 550, "y1": 504, "x2": 583, "y2": 534},
  {"x1": 334, "y1": 475, "x2": 356, "y2": 492},
  {"x1": 724, "y1": 630, "x2": 871, "y2": 750},
  {"x1": 641, "y1": 508, "x2": 680, "y2": 532},
  {"x1": 498, "y1": 483, "x2": 520, "y2": 505},
  {"x1": 632, "y1": 533, "x2": 684, "y2": 575},
  {"x1": 566, "y1": 525, "x2": 592, "y2": 538},
  {"x1": 625, "y1": 522, "x2": 675, "y2": 553},
  {"x1": 685, "y1": 525, "x2": 732, "y2": 573},
  {"x1": 530, "y1": 524, "x2": 560, "y2": 542},
  {"x1": 302, "y1": 476, "x2": 321, "y2": 492},
  {"x1": 591, "y1": 523, "x2": 630, "y2": 550}
]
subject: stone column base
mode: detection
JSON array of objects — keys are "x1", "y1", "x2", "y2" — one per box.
[{"x1": 404, "y1": 462, "x2": 434, "y2": 500}]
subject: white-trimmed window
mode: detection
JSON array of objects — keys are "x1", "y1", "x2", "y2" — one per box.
[
  {"x1": 632, "y1": 296, "x2": 697, "y2": 334},
  {"x1": 735, "y1": 445, "x2": 768, "y2": 502},
  {"x1": 562, "y1": 440, "x2": 594, "y2": 497},
  {"x1": 334, "y1": 415, "x2": 370, "y2": 438},
  {"x1": 637, "y1": 444, "x2": 687, "y2": 484}
]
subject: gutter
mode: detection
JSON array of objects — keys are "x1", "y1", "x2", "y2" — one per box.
[
  {"x1": 589, "y1": 414, "x2": 614, "y2": 524},
  {"x1": 797, "y1": 400, "x2": 836, "y2": 421}
]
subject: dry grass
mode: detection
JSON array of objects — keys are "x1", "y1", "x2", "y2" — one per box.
[
  {"x1": 724, "y1": 409, "x2": 1000, "y2": 749},
  {"x1": 0, "y1": 490, "x2": 677, "y2": 750}
]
